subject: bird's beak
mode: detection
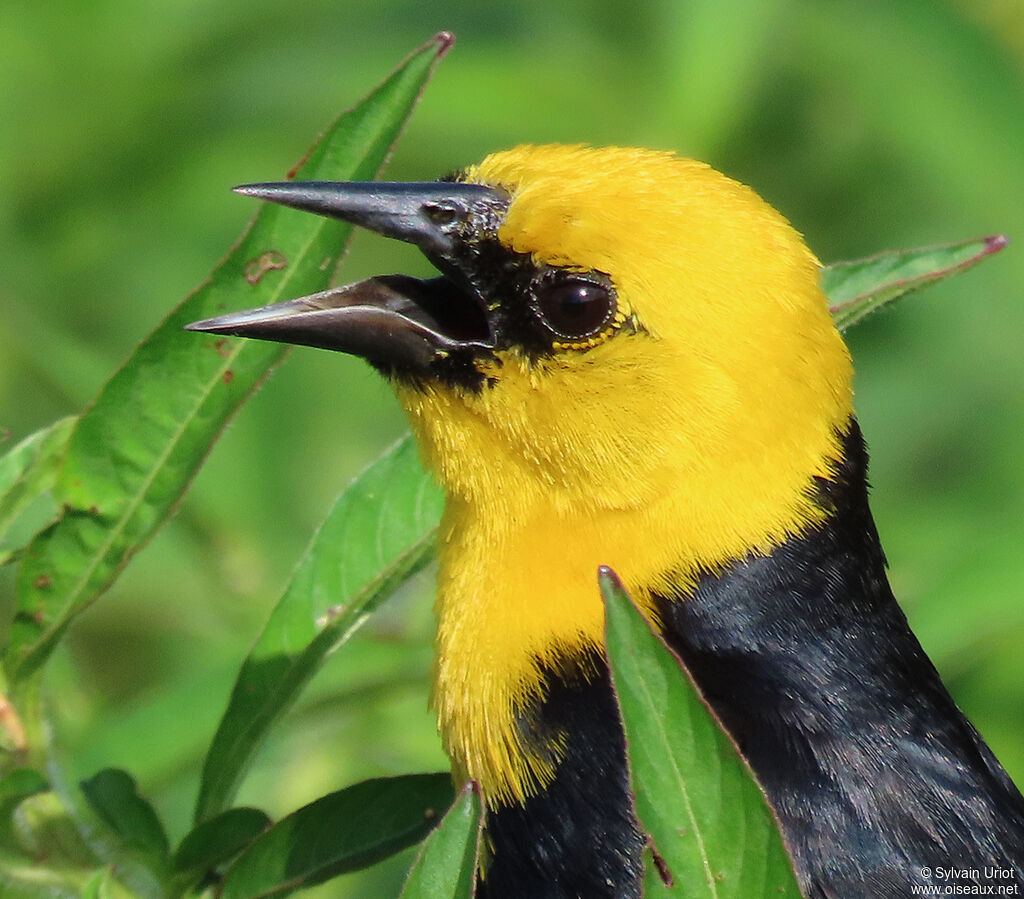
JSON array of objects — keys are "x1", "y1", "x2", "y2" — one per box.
[{"x1": 185, "y1": 180, "x2": 509, "y2": 374}]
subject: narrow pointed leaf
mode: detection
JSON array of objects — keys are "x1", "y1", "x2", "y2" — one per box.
[
  {"x1": 825, "y1": 235, "x2": 1007, "y2": 331},
  {"x1": 218, "y1": 774, "x2": 454, "y2": 899},
  {"x1": 6, "y1": 32, "x2": 453, "y2": 683},
  {"x1": 0, "y1": 417, "x2": 75, "y2": 566},
  {"x1": 195, "y1": 434, "x2": 442, "y2": 822},
  {"x1": 600, "y1": 568, "x2": 801, "y2": 898},
  {"x1": 400, "y1": 783, "x2": 482, "y2": 899}
]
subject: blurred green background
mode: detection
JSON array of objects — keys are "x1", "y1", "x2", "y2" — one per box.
[{"x1": 2, "y1": 1, "x2": 1023, "y2": 895}]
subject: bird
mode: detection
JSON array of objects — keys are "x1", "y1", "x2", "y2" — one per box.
[{"x1": 186, "y1": 145, "x2": 1024, "y2": 898}]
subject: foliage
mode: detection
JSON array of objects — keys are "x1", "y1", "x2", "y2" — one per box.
[
  {"x1": 1, "y1": 34, "x2": 454, "y2": 899},
  {"x1": 2, "y1": 7, "x2": 1024, "y2": 899}
]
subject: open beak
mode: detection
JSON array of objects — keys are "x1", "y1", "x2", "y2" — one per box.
[{"x1": 186, "y1": 180, "x2": 509, "y2": 375}]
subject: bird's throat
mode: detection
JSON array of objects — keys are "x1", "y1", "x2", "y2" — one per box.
[{"x1": 426, "y1": 413, "x2": 856, "y2": 806}]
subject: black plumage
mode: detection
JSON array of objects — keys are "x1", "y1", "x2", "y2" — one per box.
[
  {"x1": 480, "y1": 654, "x2": 646, "y2": 899},
  {"x1": 479, "y1": 419, "x2": 1024, "y2": 897},
  {"x1": 659, "y1": 419, "x2": 1024, "y2": 896}
]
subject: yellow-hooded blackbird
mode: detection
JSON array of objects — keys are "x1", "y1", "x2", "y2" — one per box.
[{"x1": 188, "y1": 145, "x2": 1024, "y2": 897}]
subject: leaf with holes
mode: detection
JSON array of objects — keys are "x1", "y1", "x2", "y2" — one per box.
[{"x1": 6, "y1": 33, "x2": 454, "y2": 683}]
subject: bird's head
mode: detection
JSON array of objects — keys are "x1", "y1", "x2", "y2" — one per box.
[
  {"x1": 190, "y1": 145, "x2": 853, "y2": 564},
  {"x1": 190, "y1": 145, "x2": 856, "y2": 801}
]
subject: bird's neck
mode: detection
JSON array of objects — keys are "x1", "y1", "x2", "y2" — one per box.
[{"x1": 422, "y1": 419, "x2": 853, "y2": 804}]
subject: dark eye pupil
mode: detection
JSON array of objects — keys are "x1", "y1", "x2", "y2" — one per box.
[{"x1": 536, "y1": 279, "x2": 614, "y2": 339}]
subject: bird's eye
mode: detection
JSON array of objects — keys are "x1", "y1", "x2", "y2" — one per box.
[{"x1": 532, "y1": 275, "x2": 616, "y2": 340}]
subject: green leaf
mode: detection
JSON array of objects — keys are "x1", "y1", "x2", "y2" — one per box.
[
  {"x1": 400, "y1": 783, "x2": 482, "y2": 899},
  {"x1": 5, "y1": 31, "x2": 454, "y2": 684},
  {"x1": 194, "y1": 434, "x2": 442, "y2": 822},
  {"x1": 600, "y1": 568, "x2": 801, "y2": 898},
  {"x1": 79, "y1": 769, "x2": 169, "y2": 857},
  {"x1": 76, "y1": 769, "x2": 173, "y2": 897},
  {"x1": 0, "y1": 417, "x2": 75, "y2": 567},
  {"x1": 218, "y1": 773, "x2": 454, "y2": 899},
  {"x1": 824, "y1": 235, "x2": 1007, "y2": 331},
  {"x1": 172, "y1": 807, "x2": 271, "y2": 878}
]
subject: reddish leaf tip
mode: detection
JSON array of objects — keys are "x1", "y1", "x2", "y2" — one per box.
[
  {"x1": 433, "y1": 31, "x2": 456, "y2": 55},
  {"x1": 597, "y1": 565, "x2": 625, "y2": 594},
  {"x1": 984, "y1": 234, "x2": 1009, "y2": 253}
]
